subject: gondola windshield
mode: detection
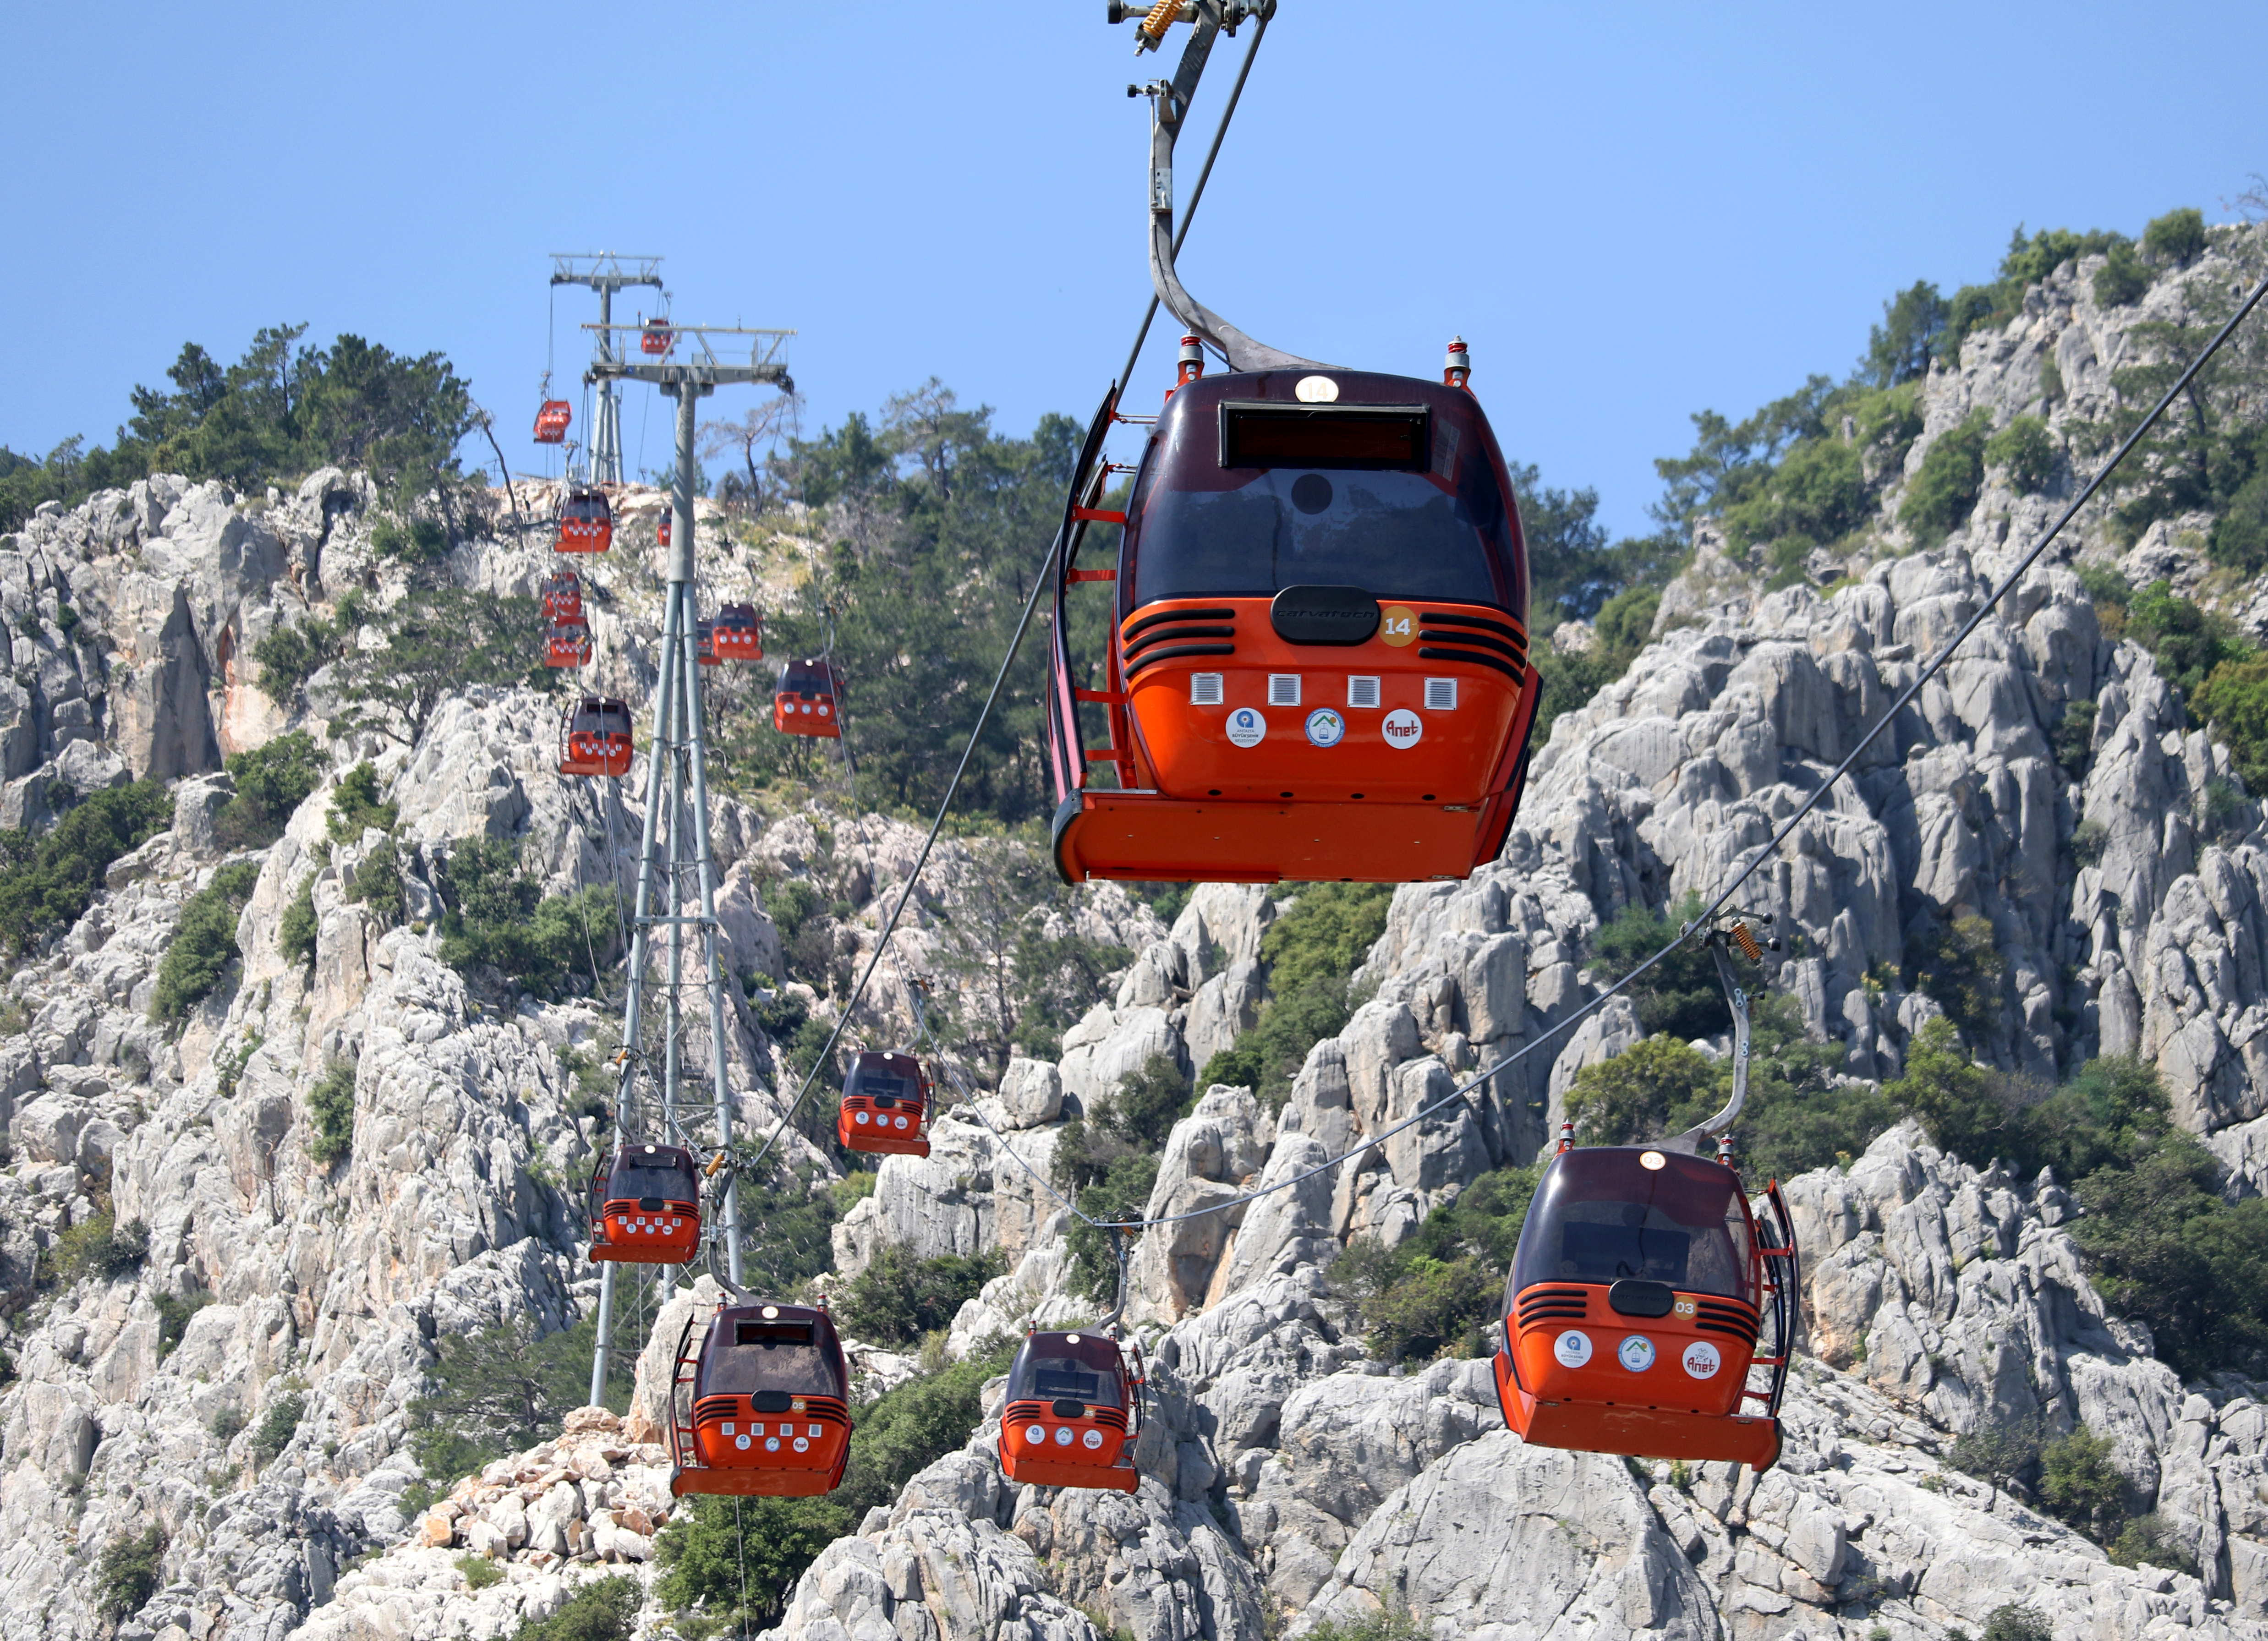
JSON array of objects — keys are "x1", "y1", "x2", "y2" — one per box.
[
  {"x1": 609, "y1": 1152, "x2": 697, "y2": 1202},
  {"x1": 701, "y1": 1316, "x2": 843, "y2": 1398},
  {"x1": 1508, "y1": 1149, "x2": 1755, "y2": 1306},
  {"x1": 1007, "y1": 1333, "x2": 1125, "y2": 1409},
  {"x1": 1125, "y1": 386, "x2": 1520, "y2": 609}
]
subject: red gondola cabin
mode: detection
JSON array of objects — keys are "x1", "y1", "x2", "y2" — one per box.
[
  {"x1": 555, "y1": 485, "x2": 614, "y2": 554},
  {"x1": 542, "y1": 569, "x2": 584, "y2": 624},
  {"x1": 774, "y1": 657, "x2": 843, "y2": 739},
  {"x1": 694, "y1": 619, "x2": 720, "y2": 667},
  {"x1": 668, "y1": 1302, "x2": 852, "y2": 1498},
  {"x1": 559, "y1": 696, "x2": 634, "y2": 778},
  {"x1": 587, "y1": 1143, "x2": 702, "y2": 1265},
  {"x1": 1492, "y1": 1145, "x2": 1797, "y2": 1471},
  {"x1": 534, "y1": 399, "x2": 572, "y2": 444},
  {"x1": 641, "y1": 319, "x2": 674, "y2": 356},
  {"x1": 715, "y1": 602, "x2": 764, "y2": 662},
  {"x1": 1046, "y1": 354, "x2": 1542, "y2": 885},
  {"x1": 544, "y1": 618, "x2": 593, "y2": 669},
  {"x1": 836, "y1": 1050, "x2": 931, "y2": 1157},
  {"x1": 997, "y1": 1329, "x2": 1140, "y2": 1492}
]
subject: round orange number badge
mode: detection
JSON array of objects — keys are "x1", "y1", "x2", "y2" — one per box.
[{"x1": 1380, "y1": 605, "x2": 1417, "y2": 646}]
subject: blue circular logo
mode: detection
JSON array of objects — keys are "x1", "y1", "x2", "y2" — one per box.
[{"x1": 1305, "y1": 708, "x2": 1346, "y2": 748}]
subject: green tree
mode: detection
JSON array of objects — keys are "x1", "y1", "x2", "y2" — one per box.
[
  {"x1": 328, "y1": 761, "x2": 398, "y2": 839},
  {"x1": 2094, "y1": 241, "x2": 2152, "y2": 307},
  {"x1": 1863, "y1": 281, "x2": 1950, "y2": 387},
  {"x1": 1332, "y1": 1162, "x2": 1539, "y2": 1362},
  {"x1": 2124, "y1": 580, "x2": 2252, "y2": 695},
  {"x1": 2143, "y1": 207, "x2": 2208, "y2": 267},
  {"x1": 407, "y1": 1313, "x2": 631, "y2": 1485},
  {"x1": 2193, "y1": 656, "x2": 2268, "y2": 792},
  {"x1": 1909, "y1": 914, "x2": 2005, "y2": 1043},
  {"x1": 152, "y1": 860, "x2": 260, "y2": 1021},
  {"x1": 336, "y1": 589, "x2": 552, "y2": 747},
  {"x1": 214, "y1": 731, "x2": 324, "y2": 849},
  {"x1": 1901, "y1": 412, "x2": 1992, "y2": 545},
  {"x1": 507, "y1": 1575, "x2": 641, "y2": 1641},
  {"x1": 831, "y1": 1246, "x2": 1005, "y2": 1346},
  {"x1": 2039, "y1": 1425, "x2": 2130, "y2": 1541},
  {"x1": 1196, "y1": 883, "x2": 1395, "y2": 1111},
  {"x1": 307, "y1": 1061, "x2": 356, "y2": 1166},
  {"x1": 96, "y1": 1525, "x2": 168, "y2": 1619},
  {"x1": 1986, "y1": 416, "x2": 2056, "y2": 494},
  {"x1": 278, "y1": 873, "x2": 319, "y2": 966},
  {"x1": 0, "y1": 780, "x2": 173, "y2": 959}
]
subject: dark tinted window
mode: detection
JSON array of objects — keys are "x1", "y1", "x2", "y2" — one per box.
[
  {"x1": 700, "y1": 1315, "x2": 844, "y2": 1398},
  {"x1": 1007, "y1": 1333, "x2": 1124, "y2": 1409},
  {"x1": 608, "y1": 1159, "x2": 697, "y2": 1202},
  {"x1": 1510, "y1": 1149, "x2": 1753, "y2": 1306},
  {"x1": 1127, "y1": 392, "x2": 1516, "y2": 610}
]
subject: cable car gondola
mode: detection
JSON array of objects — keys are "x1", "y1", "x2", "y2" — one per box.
[
  {"x1": 544, "y1": 618, "x2": 593, "y2": 669},
  {"x1": 668, "y1": 1301, "x2": 852, "y2": 1498},
  {"x1": 559, "y1": 695, "x2": 634, "y2": 778},
  {"x1": 587, "y1": 1142, "x2": 702, "y2": 1264},
  {"x1": 694, "y1": 619, "x2": 720, "y2": 667},
  {"x1": 997, "y1": 1328, "x2": 1141, "y2": 1493},
  {"x1": 555, "y1": 485, "x2": 614, "y2": 554},
  {"x1": 773, "y1": 657, "x2": 843, "y2": 739},
  {"x1": 1493, "y1": 928, "x2": 1799, "y2": 1471},
  {"x1": 658, "y1": 510, "x2": 671, "y2": 548},
  {"x1": 534, "y1": 399, "x2": 572, "y2": 444},
  {"x1": 641, "y1": 318, "x2": 675, "y2": 357},
  {"x1": 714, "y1": 602, "x2": 764, "y2": 662},
  {"x1": 1046, "y1": 348, "x2": 1541, "y2": 885},
  {"x1": 836, "y1": 1050, "x2": 931, "y2": 1158},
  {"x1": 542, "y1": 568, "x2": 584, "y2": 623}
]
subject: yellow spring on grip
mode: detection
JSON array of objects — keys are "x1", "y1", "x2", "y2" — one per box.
[
  {"x1": 1138, "y1": 0, "x2": 1186, "y2": 48},
  {"x1": 1731, "y1": 922, "x2": 1762, "y2": 963}
]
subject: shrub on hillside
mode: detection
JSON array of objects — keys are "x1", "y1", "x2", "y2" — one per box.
[
  {"x1": 1901, "y1": 412, "x2": 1992, "y2": 545},
  {"x1": 2193, "y1": 656, "x2": 2268, "y2": 793},
  {"x1": 212, "y1": 730, "x2": 323, "y2": 849},
  {"x1": 50, "y1": 1212, "x2": 148, "y2": 1285},
  {"x1": 2094, "y1": 241, "x2": 2152, "y2": 307},
  {"x1": 349, "y1": 836, "x2": 404, "y2": 923},
  {"x1": 831, "y1": 1245, "x2": 1004, "y2": 1347},
  {"x1": 1985, "y1": 416, "x2": 2055, "y2": 494},
  {"x1": 1333, "y1": 1164, "x2": 1539, "y2": 1362},
  {"x1": 327, "y1": 761, "x2": 398, "y2": 839},
  {"x1": 152, "y1": 860, "x2": 260, "y2": 1021},
  {"x1": 96, "y1": 1525, "x2": 168, "y2": 1619},
  {"x1": 278, "y1": 872, "x2": 319, "y2": 966},
  {"x1": 436, "y1": 837, "x2": 619, "y2": 997},
  {"x1": 1195, "y1": 882, "x2": 1394, "y2": 1111},
  {"x1": 506, "y1": 1575, "x2": 640, "y2": 1641},
  {"x1": 2143, "y1": 207, "x2": 2208, "y2": 267},
  {"x1": 307, "y1": 1061, "x2": 356, "y2": 1165},
  {"x1": 406, "y1": 1313, "x2": 630, "y2": 1487},
  {"x1": 0, "y1": 780, "x2": 172, "y2": 959}
]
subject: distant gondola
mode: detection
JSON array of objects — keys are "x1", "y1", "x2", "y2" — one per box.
[
  {"x1": 587, "y1": 1143, "x2": 701, "y2": 1265},
  {"x1": 836, "y1": 1050, "x2": 931, "y2": 1158}
]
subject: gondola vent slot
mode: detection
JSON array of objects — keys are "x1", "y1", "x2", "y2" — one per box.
[
  {"x1": 1347, "y1": 676, "x2": 1381, "y2": 709},
  {"x1": 1424, "y1": 677, "x2": 1458, "y2": 711},
  {"x1": 1190, "y1": 673, "x2": 1224, "y2": 706},
  {"x1": 1268, "y1": 674, "x2": 1302, "y2": 706}
]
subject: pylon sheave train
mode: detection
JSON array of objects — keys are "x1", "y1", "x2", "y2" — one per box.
[
  {"x1": 587, "y1": 1142, "x2": 702, "y2": 1265},
  {"x1": 835, "y1": 1050, "x2": 933, "y2": 1158},
  {"x1": 997, "y1": 1328, "x2": 1143, "y2": 1493},
  {"x1": 668, "y1": 1301, "x2": 852, "y2": 1498},
  {"x1": 773, "y1": 656, "x2": 844, "y2": 738}
]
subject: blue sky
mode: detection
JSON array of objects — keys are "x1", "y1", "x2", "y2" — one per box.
[{"x1": 2, "y1": 1, "x2": 2261, "y2": 539}]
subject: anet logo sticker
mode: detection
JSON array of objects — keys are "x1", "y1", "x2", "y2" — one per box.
[{"x1": 1382, "y1": 709, "x2": 1423, "y2": 749}]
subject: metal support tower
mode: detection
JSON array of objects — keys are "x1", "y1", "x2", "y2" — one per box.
[
  {"x1": 550, "y1": 254, "x2": 665, "y2": 487},
  {"x1": 586, "y1": 323, "x2": 795, "y2": 1403}
]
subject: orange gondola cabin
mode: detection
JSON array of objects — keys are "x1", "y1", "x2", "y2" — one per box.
[
  {"x1": 544, "y1": 618, "x2": 592, "y2": 668},
  {"x1": 774, "y1": 657, "x2": 843, "y2": 738},
  {"x1": 715, "y1": 602, "x2": 764, "y2": 662},
  {"x1": 668, "y1": 1302, "x2": 851, "y2": 1498},
  {"x1": 559, "y1": 696, "x2": 634, "y2": 778},
  {"x1": 587, "y1": 1143, "x2": 701, "y2": 1265},
  {"x1": 1046, "y1": 351, "x2": 1543, "y2": 885},
  {"x1": 641, "y1": 318, "x2": 674, "y2": 356},
  {"x1": 534, "y1": 399, "x2": 572, "y2": 444},
  {"x1": 556, "y1": 485, "x2": 614, "y2": 554},
  {"x1": 1493, "y1": 1145, "x2": 1797, "y2": 1471},
  {"x1": 542, "y1": 568, "x2": 584, "y2": 623},
  {"x1": 998, "y1": 1329, "x2": 1140, "y2": 1493},
  {"x1": 694, "y1": 619, "x2": 720, "y2": 667},
  {"x1": 836, "y1": 1050, "x2": 931, "y2": 1157}
]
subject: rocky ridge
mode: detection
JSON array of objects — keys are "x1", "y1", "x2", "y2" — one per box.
[{"x1": 4, "y1": 224, "x2": 2268, "y2": 1639}]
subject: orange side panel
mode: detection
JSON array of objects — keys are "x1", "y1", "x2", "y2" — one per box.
[
  {"x1": 998, "y1": 1447, "x2": 1140, "y2": 1493},
  {"x1": 1494, "y1": 1342, "x2": 1780, "y2": 1470},
  {"x1": 590, "y1": 1204, "x2": 700, "y2": 1265},
  {"x1": 1057, "y1": 794, "x2": 1498, "y2": 885}
]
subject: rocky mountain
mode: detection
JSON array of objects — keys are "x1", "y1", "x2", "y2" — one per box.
[{"x1": 3, "y1": 220, "x2": 2268, "y2": 1641}]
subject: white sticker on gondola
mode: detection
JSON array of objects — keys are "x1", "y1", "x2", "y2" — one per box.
[
  {"x1": 1226, "y1": 708, "x2": 1266, "y2": 748},
  {"x1": 794, "y1": 1437, "x2": 809, "y2": 1452},
  {"x1": 1294, "y1": 375, "x2": 1339, "y2": 404},
  {"x1": 1382, "y1": 709, "x2": 1423, "y2": 749},
  {"x1": 1553, "y1": 1330, "x2": 1592, "y2": 1368},
  {"x1": 1618, "y1": 1335, "x2": 1656, "y2": 1373},
  {"x1": 736, "y1": 1434, "x2": 751, "y2": 1450},
  {"x1": 1054, "y1": 1427, "x2": 1074, "y2": 1446},
  {"x1": 1305, "y1": 708, "x2": 1345, "y2": 748},
  {"x1": 1683, "y1": 1340, "x2": 1722, "y2": 1379},
  {"x1": 1084, "y1": 1429, "x2": 1104, "y2": 1449}
]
